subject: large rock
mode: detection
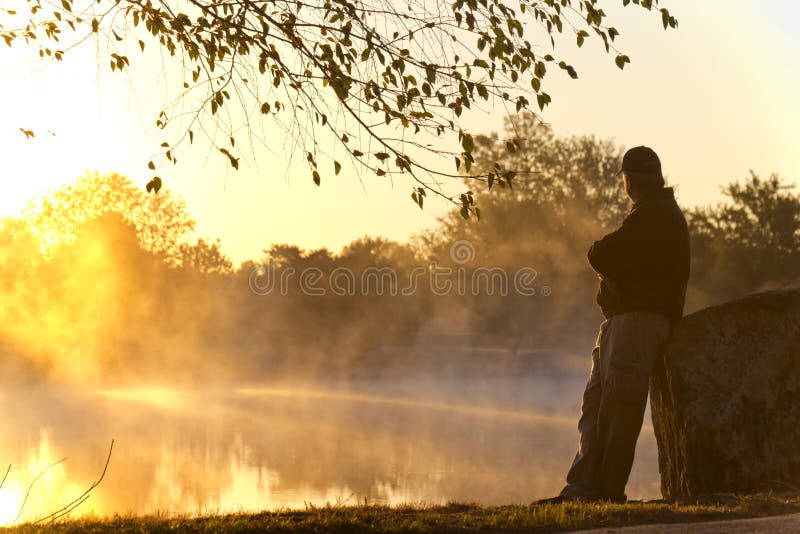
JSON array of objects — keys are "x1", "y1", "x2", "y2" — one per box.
[{"x1": 650, "y1": 288, "x2": 800, "y2": 499}]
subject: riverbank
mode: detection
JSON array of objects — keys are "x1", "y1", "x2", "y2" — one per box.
[{"x1": 5, "y1": 493, "x2": 800, "y2": 533}]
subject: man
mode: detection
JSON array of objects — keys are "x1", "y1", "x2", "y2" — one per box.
[{"x1": 538, "y1": 146, "x2": 690, "y2": 504}]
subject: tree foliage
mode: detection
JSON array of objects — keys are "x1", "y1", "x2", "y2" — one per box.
[
  {"x1": 464, "y1": 112, "x2": 628, "y2": 224},
  {"x1": 179, "y1": 237, "x2": 234, "y2": 274},
  {"x1": 425, "y1": 116, "x2": 629, "y2": 345},
  {"x1": 425, "y1": 119, "x2": 800, "y2": 346},
  {"x1": 687, "y1": 172, "x2": 800, "y2": 307},
  {"x1": 2, "y1": 0, "x2": 676, "y2": 212},
  {"x1": 24, "y1": 172, "x2": 196, "y2": 265}
]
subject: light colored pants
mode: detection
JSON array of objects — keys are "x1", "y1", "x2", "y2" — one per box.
[{"x1": 560, "y1": 311, "x2": 671, "y2": 501}]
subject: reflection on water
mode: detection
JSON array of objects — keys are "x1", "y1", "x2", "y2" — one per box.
[{"x1": 0, "y1": 377, "x2": 660, "y2": 525}]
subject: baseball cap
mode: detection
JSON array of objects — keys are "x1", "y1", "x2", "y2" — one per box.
[{"x1": 616, "y1": 146, "x2": 662, "y2": 176}]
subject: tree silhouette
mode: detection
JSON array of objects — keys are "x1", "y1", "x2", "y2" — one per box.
[
  {"x1": 179, "y1": 238, "x2": 233, "y2": 275},
  {"x1": 24, "y1": 172, "x2": 196, "y2": 265},
  {"x1": 687, "y1": 172, "x2": 800, "y2": 309},
  {"x1": 422, "y1": 117, "x2": 643, "y2": 346},
  {"x1": 3, "y1": 0, "x2": 676, "y2": 212}
]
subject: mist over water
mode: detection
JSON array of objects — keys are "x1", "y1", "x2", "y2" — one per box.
[
  {"x1": 0, "y1": 369, "x2": 661, "y2": 524},
  {"x1": 0, "y1": 85, "x2": 794, "y2": 529},
  {"x1": 4, "y1": 131, "x2": 743, "y2": 523}
]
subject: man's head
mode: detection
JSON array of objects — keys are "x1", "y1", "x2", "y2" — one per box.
[{"x1": 617, "y1": 146, "x2": 664, "y2": 202}]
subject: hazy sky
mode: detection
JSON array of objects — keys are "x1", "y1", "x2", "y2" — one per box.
[{"x1": 1, "y1": 0, "x2": 798, "y2": 265}]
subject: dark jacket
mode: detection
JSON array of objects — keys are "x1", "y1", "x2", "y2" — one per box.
[{"x1": 588, "y1": 187, "x2": 690, "y2": 323}]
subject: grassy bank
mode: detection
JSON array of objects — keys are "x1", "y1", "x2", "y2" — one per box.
[{"x1": 4, "y1": 493, "x2": 800, "y2": 533}]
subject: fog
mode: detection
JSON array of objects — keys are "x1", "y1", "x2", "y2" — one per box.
[
  {"x1": 0, "y1": 171, "x2": 667, "y2": 525},
  {"x1": 3, "y1": 120, "x2": 794, "y2": 524},
  {"x1": 0, "y1": 376, "x2": 661, "y2": 524}
]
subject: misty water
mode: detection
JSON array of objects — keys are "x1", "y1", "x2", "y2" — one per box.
[{"x1": 0, "y1": 373, "x2": 661, "y2": 524}]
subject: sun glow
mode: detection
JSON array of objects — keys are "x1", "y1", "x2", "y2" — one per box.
[
  {"x1": 0, "y1": 433, "x2": 89, "y2": 526},
  {"x1": 1, "y1": 45, "x2": 149, "y2": 219},
  {"x1": 93, "y1": 388, "x2": 193, "y2": 412}
]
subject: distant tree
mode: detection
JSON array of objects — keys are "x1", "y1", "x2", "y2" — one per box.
[
  {"x1": 687, "y1": 172, "x2": 800, "y2": 309},
  {"x1": 179, "y1": 238, "x2": 233, "y2": 275},
  {"x1": 1, "y1": 212, "x2": 163, "y2": 378},
  {"x1": 263, "y1": 244, "x2": 307, "y2": 269},
  {"x1": 24, "y1": 172, "x2": 196, "y2": 265},
  {"x1": 423, "y1": 117, "x2": 630, "y2": 346},
  {"x1": 3, "y1": 0, "x2": 676, "y2": 211},
  {"x1": 340, "y1": 236, "x2": 420, "y2": 271},
  {"x1": 0, "y1": 217, "x2": 45, "y2": 351},
  {"x1": 430, "y1": 115, "x2": 628, "y2": 267},
  {"x1": 465, "y1": 112, "x2": 628, "y2": 226}
]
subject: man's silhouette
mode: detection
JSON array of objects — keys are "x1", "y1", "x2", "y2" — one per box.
[{"x1": 539, "y1": 146, "x2": 690, "y2": 504}]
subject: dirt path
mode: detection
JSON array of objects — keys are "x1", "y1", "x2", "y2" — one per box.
[{"x1": 571, "y1": 512, "x2": 800, "y2": 533}]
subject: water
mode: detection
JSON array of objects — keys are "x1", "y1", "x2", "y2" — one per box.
[{"x1": 0, "y1": 376, "x2": 661, "y2": 525}]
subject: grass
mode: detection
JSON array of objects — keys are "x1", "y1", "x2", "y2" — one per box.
[{"x1": 4, "y1": 493, "x2": 800, "y2": 533}]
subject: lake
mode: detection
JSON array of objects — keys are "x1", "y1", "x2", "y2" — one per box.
[{"x1": 0, "y1": 376, "x2": 661, "y2": 525}]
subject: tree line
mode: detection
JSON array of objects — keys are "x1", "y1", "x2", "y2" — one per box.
[{"x1": 0, "y1": 117, "x2": 797, "y2": 383}]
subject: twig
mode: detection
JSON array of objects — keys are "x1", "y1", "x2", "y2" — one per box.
[
  {"x1": 14, "y1": 457, "x2": 69, "y2": 524},
  {"x1": 35, "y1": 439, "x2": 115, "y2": 524},
  {"x1": 0, "y1": 464, "x2": 10, "y2": 490},
  {"x1": 42, "y1": 493, "x2": 92, "y2": 523}
]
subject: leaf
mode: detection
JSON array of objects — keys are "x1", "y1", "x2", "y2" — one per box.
[
  {"x1": 219, "y1": 148, "x2": 239, "y2": 170},
  {"x1": 460, "y1": 207, "x2": 470, "y2": 220},
  {"x1": 334, "y1": 161, "x2": 341, "y2": 175},
  {"x1": 566, "y1": 65, "x2": 578, "y2": 79},
  {"x1": 425, "y1": 64, "x2": 436, "y2": 83},
  {"x1": 19, "y1": 128, "x2": 35, "y2": 139},
  {"x1": 260, "y1": 102, "x2": 271, "y2": 114},
  {"x1": 461, "y1": 134, "x2": 474, "y2": 153},
  {"x1": 537, "y1": 92, "x2": 551, "y2": 110},
  {"x1": 146, "y1": 176, "x2": 162, "y2": 194},
  {"x1": 148, "y1": 160, "x2": 155, "y2": 170},
  {"x1": 312, "y1": 170, "x2": 321, "y2": 185},
  {"x1": 615, "y1": 54, "x2": 630, "y2": 70}
]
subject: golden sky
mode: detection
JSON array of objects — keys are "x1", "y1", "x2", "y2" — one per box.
[{"x1": 1, "y1": 0, "x2": 798, "y2": 265}]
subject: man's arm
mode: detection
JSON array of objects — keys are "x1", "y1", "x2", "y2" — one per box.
[{"x1": 587, "y1": 211, "x2": 645, "y2": 278}]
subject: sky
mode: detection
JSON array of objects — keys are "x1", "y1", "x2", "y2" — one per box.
[{"x1": 1, "y1": 0, "x2": 799, "y2": 265}]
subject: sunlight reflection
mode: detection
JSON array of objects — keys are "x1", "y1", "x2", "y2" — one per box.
[
  {"x1": 93, "y1": 388, "x2": 192, "y2": 412},
  {"x1": 0, "y1": 383, "x2": 661, "y2": 523},
  {"x1": 234, "y1": 386, "x2": 576, "y2": 427},
  {"x1": 0, "y1": 432, "x2": 87, "y2": 526}
]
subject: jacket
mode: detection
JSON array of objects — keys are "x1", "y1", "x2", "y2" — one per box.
[{"x1": 587, "y1": 187, "x2": 690, "y2": 323}]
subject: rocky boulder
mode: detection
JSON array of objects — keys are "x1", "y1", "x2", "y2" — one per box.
[{"x1": 650, "y1": 288, "x2": 800, "y2": 499}]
